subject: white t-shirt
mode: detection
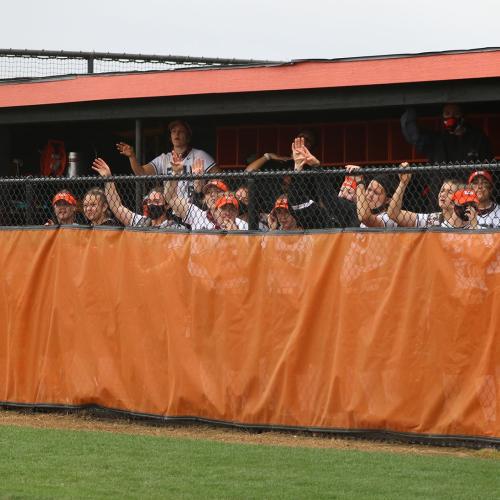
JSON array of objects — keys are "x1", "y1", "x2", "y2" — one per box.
[
  {"x1": 440, "y1": 219, "x2": 485, "y2": 230},
  {"x1": 360, "y1": 212, "x2": 397, "y2": 228},
  {"x1": 440, "y1": 219, "x2": 454, "y2": 228},
  {"x1": 416, "y1": 212, "x2": 486, "y2": 229},
  {"x1": 184, "y1": 204, "x2": 248, "y2": 231},
  {"x1": 149, "y1": 148, "x2": 216, "y2": 199},
  {"x1": 131, "y1": 213, "x2": 186, "y2": 230},
  {"x1": 477, "y1": 203, "x2": 500, "y2": 228},
  {"x1": 415, "y1": 212, "x2": 442, "y2": 228}
]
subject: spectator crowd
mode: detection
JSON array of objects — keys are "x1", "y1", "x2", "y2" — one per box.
[{"x1": 41, "y1": 106, "x2": 500, "y2": 231}]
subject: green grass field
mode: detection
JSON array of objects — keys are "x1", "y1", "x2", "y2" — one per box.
[{"x1": 1, "y1": 425, "x2": 499, "y2": 499}]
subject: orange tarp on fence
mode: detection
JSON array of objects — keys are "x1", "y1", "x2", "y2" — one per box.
[{"x1": 0, "y1": 228, "x2": 499, "y2": 440}]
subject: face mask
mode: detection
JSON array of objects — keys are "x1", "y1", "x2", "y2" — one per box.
[
  {"x1": 454, "y1": 203, "x2": 476, "y2": 222},
  {"x1": 443, "y1": 116, "x2": 462, "y2": 132},
  {"x1": 147, "y1": 204, "x2": 165, "y2": 219}
]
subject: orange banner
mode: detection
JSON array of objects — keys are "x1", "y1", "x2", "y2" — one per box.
[{"x1": 0, "y1": 228, "x2": 499, "y2": 440}]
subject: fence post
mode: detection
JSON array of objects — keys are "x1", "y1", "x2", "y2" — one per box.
[
  {"x1": 135, "y1": 119, "x2": 143, "y2": 212},
  {"x1": 25, "y1": 179, "x2": 34, "y2": 226},
  {"x1": 247, "y1": 177, "x2": 258, "y2": 231},
  {"x1": 87, "y1": 57, "x2": 94, "y2": 74}
]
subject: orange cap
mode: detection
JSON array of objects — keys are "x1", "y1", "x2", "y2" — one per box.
[
  {"x1": 452, "y1": 189, "x2": 479, "y2": 206},
  {"x1": 274, "y1": 198, "x2": 289, "y2": 210},
  {"x1": 468, "y1": 170, "x2": 493, "y2": 186},
  {"x1": 202, "y1": 180, "x2": 229, "y2": 194},
  {"x1": 215, "y1": 193, "x2": 239, "y2": 210},
  {"x1": 52, "y1": 192, "x2": 77, "y2": 206},
  {"x1": 341, "y1": 177, "x2": 357, "y2": 190}
]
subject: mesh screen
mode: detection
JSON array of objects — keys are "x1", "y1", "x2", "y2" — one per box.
[
  {"x1": 0, "y1": 51, "x2": 269, "y2": 80},
  {"x1": 1, "y1": 163, "x2": 498, "y2": 231}
]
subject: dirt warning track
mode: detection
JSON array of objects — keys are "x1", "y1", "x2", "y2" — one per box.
[{"x1": 1, "y1": 408, "x2": 499, "y2": 460}]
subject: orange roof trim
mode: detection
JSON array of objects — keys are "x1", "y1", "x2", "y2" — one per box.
[{"x1": 1, "y1": 50, "x2": 500, "y2": 108}]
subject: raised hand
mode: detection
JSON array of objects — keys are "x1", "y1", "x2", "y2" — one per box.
[
  {"x1": 398, "y1": 162, "x2": 412, "y2": 185},
  {"x1": 297, "y1": 141, "x2": 319, "y2": 166},
  {"x1": 345, "y1": 164, "x2": 364, "y2": 184},
  {"x1": 116, "y1": 142, "x2": 135, "y2": 158},
  {"x1": 292, "y1": 137, "x2": 320, "y2": 171},
  {"x1": 192, "y1": 157, "x2": 205, "y2": 176},
  {"x1": 292, "y1": 137, "x2": 307, "y2": 171},
  {"x1": 170, "y1": 150, "x2": 184, "y2": 175},
  {"x1": 92, "y1": 158, "x2": 112, "y2": 177}
]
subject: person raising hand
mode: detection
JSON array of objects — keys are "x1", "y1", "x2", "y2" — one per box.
[{"x1": 116, "y1": 119, "x2": 216, "y2": 200}]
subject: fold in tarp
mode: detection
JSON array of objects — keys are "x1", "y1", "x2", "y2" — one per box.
[{"x1": 0, "y1": 228, "x2": 499, "y2": 440}]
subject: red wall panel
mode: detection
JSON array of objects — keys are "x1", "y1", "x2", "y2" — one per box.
[
  {"x1": 323, "y1": 125, "x2": 344, "y2": 164},
  {"x1": 217, "y1": 114, "x2": 500, "y2": 168},
  {"x1": 237, "y1": 128, "x2": 259, "y2": 165},
  {"x1": 367, "y1": 122, "x2": 389, "y2": 162}
]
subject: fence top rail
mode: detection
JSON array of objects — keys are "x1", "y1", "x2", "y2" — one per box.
[
  {"x1": 1, "y1": 160, "x2": 499, "y2": 231},
  {"x1": 0, "y1": 49, "x2": 285, "y2": 82},
  {"x1": 0, "y1": 48, "x2": 283, "y2": 67},
  {"x1": 0, "y1": 161, "x2": 498, "y2": 184}
]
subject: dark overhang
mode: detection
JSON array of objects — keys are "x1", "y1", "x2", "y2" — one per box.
[{"x1": 0, "y1": 78, "x2": 499, "y2": 125}]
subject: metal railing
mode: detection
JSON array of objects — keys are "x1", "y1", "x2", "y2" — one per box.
[{"x1": 0, "y1": 48, "x2": 283, "y2": 81}]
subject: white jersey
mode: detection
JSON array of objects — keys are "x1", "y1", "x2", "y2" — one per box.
[
  {"x1": 415, "y1": 212, "x2": 486, "y2": 229},
  {"x1": 440, "y1": 219, "x2": 454, "y2": 228},
  {"x1": 131, "y1": 213, "x2": 186, "y2": 230},
  {"x1": 149, "y1": 148, "x2": 216, "y2": 199},
  {"x1": 439, "y1": 218, "x2": 483, "y2": 230},
  {"x1": 476, "y1": 203, "x2": 500, "y2": 228},
  {"x1": 415, "y1": 212, "x2": 442, "y2": 227},
  {"x1": 184, "y1": 204, "x2": 248, "y2": 231},
  {"x1": 360, "y1": 212, "x2": 397, "y2": 228},
  {"x1": 415, "y1": 211, "x2": 486, "y2": 230}
]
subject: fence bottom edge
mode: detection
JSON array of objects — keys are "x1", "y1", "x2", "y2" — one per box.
[{"x1": 1, "y1": 401, "x2": 499, "y2": 449}]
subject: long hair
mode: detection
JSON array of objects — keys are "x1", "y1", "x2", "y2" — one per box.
[{"x1": 83, "y1": 187, "x2": 111, "y2": 220}]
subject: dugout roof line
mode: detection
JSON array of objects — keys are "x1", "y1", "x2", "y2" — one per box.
[{"x1": 0, "y1": 49, "x2": 500, "y2": 109}]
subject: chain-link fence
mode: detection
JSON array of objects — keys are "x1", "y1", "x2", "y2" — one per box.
[
  {"x1": 0, "y1": 49, "x2": 281, "y2": 80},
  {"x1": 1, "y1": 162, "x2": 499, "y2": 231}
]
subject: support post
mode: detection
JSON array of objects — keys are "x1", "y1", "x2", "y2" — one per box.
[
  {"x1": 135, "y1": 119, "x2": 144, "y2": 213},
  {"x1": 25, "y1": 180, "x2": 34, "y2": 226},
  {"x1": 247, "y1": 177, "x2": 259, "y2": 231}
]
